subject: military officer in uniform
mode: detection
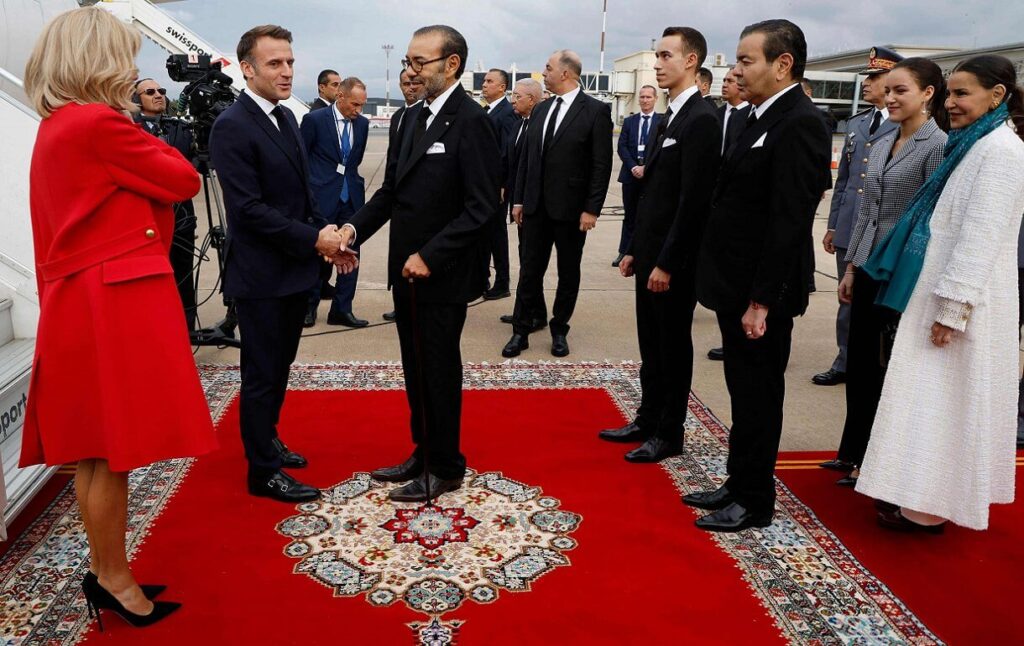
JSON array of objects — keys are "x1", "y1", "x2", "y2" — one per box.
[{"x1": 812, "y1": 46, "x2": 903, "y2": 387}]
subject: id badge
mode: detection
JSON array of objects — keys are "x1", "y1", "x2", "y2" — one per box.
[
  {"x1": 336, "y1": 163, "x2": 346, "y2": 175},
  {"x1": 637, "y1": 144, "x2": 646, "y2": 154}
]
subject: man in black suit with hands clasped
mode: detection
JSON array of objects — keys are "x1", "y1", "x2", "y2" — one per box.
[
  {"x1": 684, "y1": 20, "x2": 831, "y2": 532},
  {"x1": 338, "y1": 25, "x2": 500, "y2": 502},
  {"x1": 504, "y1": 50, "x2": 613, "y2": 358},
  {"x1": 210, "y1": 25, "x2": 356, "y2": 503},
  {"x1": 599, "y1": 27, "x2": 721, "y2": 464}
]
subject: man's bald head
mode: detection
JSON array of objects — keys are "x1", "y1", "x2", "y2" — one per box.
[{"x1": 544, "y1": 49, "x2": 582, "y2": 94}]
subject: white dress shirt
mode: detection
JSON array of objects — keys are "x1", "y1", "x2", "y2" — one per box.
[
  {"x1": 721, "y1": 100, "x2": 750, "y2": 152},
  {"x1": 665, "y1": 85, "x2": 700, "y2": 127},
  {"x1": 423, "y1": 80, "x2": 461, "y2": 129},
  {"x1": 245, "y1": 89, "x2": 279, "y2": 129},
  {"x1": 636, "y1": 109, "x2": 656, "y2": 140},
  {"x1": 749, "y1": 83, "x2": 800, "y2": 121},
  {"x1": 332, "y1": 103, "x2": 354, "y2": 150},
  {"x1": 487, "y1": 96, "x2": 507, "y2": 114},
  {"x1": 541, "y1": 84, "x2": 582, "y2": 145}
]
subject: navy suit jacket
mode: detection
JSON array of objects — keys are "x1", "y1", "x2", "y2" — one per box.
[
  {"x1": 299, "y1": 106, "x2": 369, "y2": 216},
  {"x1": 617, "y1": 111, "x2": 660, "y2": 184},
  {"x1": 487, "y1": 98, "x2": 519, "y2": 186},
  {"x1": 210, "y1": 91, "x2": 326, "y2": 299}
]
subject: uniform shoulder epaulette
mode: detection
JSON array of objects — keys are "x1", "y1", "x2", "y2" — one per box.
[{"x1": 851, "y1": 106, "x2": 873, "y2": 119}]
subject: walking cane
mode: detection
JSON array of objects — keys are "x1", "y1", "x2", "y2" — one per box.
[{"x1": 406, "y1": 277, "x2": 435, "y2": 508}]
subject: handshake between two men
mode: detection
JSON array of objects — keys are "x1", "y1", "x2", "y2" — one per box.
[{"x1": 313, "y1": 224, "x2": 433, "y2": 280}]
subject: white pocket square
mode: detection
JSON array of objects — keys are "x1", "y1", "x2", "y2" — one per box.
[
  {"x1": 751, "y1": 133, "x2": 767, "y2": 148},
  {"x1": 662, "y1": 138, "x2": 677, "y2": 148},
  {"x1": 426, "y1": 142, "x2": 446, "y2": 154}
]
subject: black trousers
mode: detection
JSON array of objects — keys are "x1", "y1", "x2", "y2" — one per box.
[
  {"x1": 634, "y1": 274, "x2": 697, "y2": 441},
  {"x1": 488, "y1": 208, "x2": 510, "y2": 291},
  {"x1": 717, "y1": 309, "x2": 794, "y2": 516},
  {"x1": 512, "y1": 210, "x2": 587, "y2": 336},
  {"x1": 170, "y1": 200, "x2": 197, "y2": 332},
  {"x1": 836, "y1": 269, "x2": 900, "y2": 465},
  {"x1": 618, "y1": 181, "x2": 640, "y2": 255},
  {"x1": 393, "y1": 285, "x2": 468, "y2": 480},
  {"x1": 235, "y1": 292, "x2": 307, "y2": 475}
]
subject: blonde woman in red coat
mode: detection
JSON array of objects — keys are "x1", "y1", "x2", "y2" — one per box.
[{"x1": 20, "y1": 7, "x2": 216, "y2": 629}]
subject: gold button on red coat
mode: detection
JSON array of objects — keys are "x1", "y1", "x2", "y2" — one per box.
[{"x1": 145, "y1": 229, "x2": 156, "y2": 239}]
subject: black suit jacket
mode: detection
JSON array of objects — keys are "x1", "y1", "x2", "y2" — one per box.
[
  {"x1": 697, "y1": 85, "x2": 831, "y2": 317},
  {"x1": 505, "y1": 116, "x2": 530, "y2": 216},
  {"x1": 348, "y1": 88, "x2": 501, "y2": 303},
  {"x1": 487, "y1": 98, "x2": 520, "y2": 188},
  {"x1": 309, "y1": 97, "x2": 329, "y2": 112},
  {"x1": 628, "y1": 93, "x2": 721, "y2": 279},
  {"x1": 513, "y1": 91, "x2": 613, "y2": 221},
  {"x1": 210, "y1": 92, "x2": 326, "y2": 299},
  {"x1": 717, "y1": 103, "x2": 751, "y2": 155}
]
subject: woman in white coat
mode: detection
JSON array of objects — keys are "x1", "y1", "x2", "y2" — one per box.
[{"x1": 856, "y1": 55, "x2": 1024, "y2": 532}]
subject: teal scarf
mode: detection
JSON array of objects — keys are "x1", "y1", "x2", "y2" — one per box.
[{"x1": 862, "y1": 103, "x2": 1010, "y2": 311}]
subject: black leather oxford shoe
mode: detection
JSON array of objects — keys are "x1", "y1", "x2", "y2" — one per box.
[
  {"x1": 382, "y1": 310, "x2": 396, "y2": 321},
  {"x1": 624, "y1": 437, "x2": 682, "y2": 463},
  {"x1": 272, "y1": 437, "x2": 307, "y2": 469},
  {"x1": 388, "y1": 473, "x2": 463, "y2": 502},
  {"x1": 370, "y1": 455, "x2": 423, "y2": 483},
  {"x1": 327, "y1": 311, "x2": 369, "y2": 328},
  {"x1": 248, "y1": 470, "x2": 320, "y2": 503},
  {"x1": 550, "y1": 334, "x2": 570, "y2": 358},
  {"x1": 483, "y1": 286, "x2": 511, "y2": 300},
  {"x1": 682, "y1": 484, "x2": 734, "y2": 510},
  {"x1": 707, "y1": 347, "x2": 724, "y2": 361},
  {"x1": 694, "y1": 502, "x2": 772, "y2": 532},
  {"x1": 303, "y1": 306, "x2": 317, "y2": 328},
  {"x1": 502, "y1": 334, "x2": 529, "y2": 358},
  {"x1": 836, "y1": 475, "x2": 858, "y2": 487},
  {"x1": 812, "y1": 368, "x2": 847, "y2": 386},
  {"x1": 876, "y1": 509, "x2": 945, "y2": 534},
  {"x1": 598, "y1": 421, "x2": 649, "y2": 443},
  {"x1": 819, "y1": 458, "x2": 856, "y2": 472}
]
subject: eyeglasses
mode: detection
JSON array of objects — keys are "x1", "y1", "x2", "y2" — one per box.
[
  {"x1": 400, "y1": 55, "x2": 448, "y2": 73},
  {"x1": 140, "y1": 88, "x2": 167, "y2": 97}
]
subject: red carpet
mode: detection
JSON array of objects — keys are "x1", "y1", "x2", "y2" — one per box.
[
  {"x1": 76, "y1": 387, "x2": 784, "y2": 645},
  {"x1": 776, "y1": 451, "x2": 1024, "y2": 644}
]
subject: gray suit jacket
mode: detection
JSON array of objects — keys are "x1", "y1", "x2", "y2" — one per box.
[
  {"x1": 845, "y1": 118, "x2": 946, "y2": 267},
  {"x1": 827, "y1": 108, "x2": 899, "y2": 249}
]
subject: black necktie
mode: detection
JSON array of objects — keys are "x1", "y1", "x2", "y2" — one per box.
[
  {"x1": 271, "y1": 105, "x2": 298, "y2": 151},
  {"x1": 746, "y1": 109, "x2": 757, "y2": 128},
  {"x1": 654, "y1": 107, "x2": 672, "y2": 142},
  {"x1": 543, "y1": 97, "x2": 563, "y2": 154},
  {"x1": 413, "y1": 104, "x2": 430, "y2": 148},
  {"x1": 869, "y1": 110, "x2": 882, "y2": 136},
  {"x1": 516, "y1": 117, "x2": 529, "y2": 145}
]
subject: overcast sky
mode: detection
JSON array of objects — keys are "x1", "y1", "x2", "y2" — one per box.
[{"x1": 138, "y1": 0, "x2": 1022, "y2": 101}]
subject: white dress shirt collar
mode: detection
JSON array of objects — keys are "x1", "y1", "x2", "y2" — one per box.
[
  {"x1": 425, "y1": 81, "x2": 461, "y2": 121},
  {"x1": 877, "y1": 106, "x2": 890, "y2": 122},
  {"x1": 555, "y1": 84, "x2": 582, "y2": 107},
  {"x1": 666, "y1": 85, "x2": 700, "y2": 125},
  {"x1": 728, "y1": 100, "x2": 750, "y2": 112},
  {"x1": 750, "y1": 83, "x2": 800, "y2": 120},
  {"x1": 487, "y1": 96, "x2": 507, "y2": 113},
  {"x1": 245, "y1": 89, "x2": 280, "y2": 128}
]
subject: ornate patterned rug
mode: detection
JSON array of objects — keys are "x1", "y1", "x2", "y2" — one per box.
[{"x1": 0, "y1": 362, "x2": 943, "y2": 645}]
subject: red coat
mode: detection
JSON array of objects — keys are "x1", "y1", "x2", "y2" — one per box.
[{"x1": 20, "y1": 103, "x2": 218, "y2": 472}]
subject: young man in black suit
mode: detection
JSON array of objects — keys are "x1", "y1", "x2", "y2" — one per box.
[
  {"x1": 685, "y1": 19, "x2": 831, "y2": 531},
  {"x1": 309, "y1": 69, "x2": 340, "y2": 111},
  {"x1": 599, "y1": 27, "x2": 721, "y2": 464},
  {"x1": 339, "y1": 25, "x2": 500, "y2": 502},
  {"x1": 482, "y1": 68, "x2": 520, "y2": 300},
  {"x1": 211, "y1": 25, "x2": 352, "y2": 503},
  {"x1": 504, "y1": 49, "x2": 613, "y2": 358}
]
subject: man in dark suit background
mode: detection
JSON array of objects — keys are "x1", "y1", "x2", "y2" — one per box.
[
  {"x1": 600, "y1": 27, "x2": 721, "y2": 464},
  {"x1": 718, "y1": 67, "x2": 750, "y2": 154},
  {"x1": 300, "y1": 77, "x2": 371, "y2": 328},
  {"x1": 338, "y1": 25, "x2": 500, "y2": 502},
  {"x1": 504, "y1": 49, "x2": 613, "y2": 358},
  {"x1": 309, "y1": 68, "x2": 341, "y2": 112},
  {"x1": 482, "y1": 68, "x2": 520, "y2": 300},
  {"x1": 685, "y1": 19, "x2": 831, "y2": 531},
  {"x1": 614, "y1": 84, "x2": 659, "y2": 268},
  {"x1": 211, "y1": 25, "x2": 349, "y2": 503},
  {"x1": 698, "y1": 67, "x2": 718, "y2": 109}
]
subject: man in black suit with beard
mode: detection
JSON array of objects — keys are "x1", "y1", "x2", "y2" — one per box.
[
  {"x1": 598, "y1": 27, "x2": 720, "y2": 464},
  {"x1": 339, "y1": 25, "x2": 500, "y2": 502},
  {"x1": 503, "y1": 49, "x2": 613, "y2": 358},
  {"x1": 684, "y1": 19, "x2": 831, "y2": 532}
]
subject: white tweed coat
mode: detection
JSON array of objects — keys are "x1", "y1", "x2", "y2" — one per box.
[{"x1": 857, "y1": 123, "x2": 1024, "y2": 530}]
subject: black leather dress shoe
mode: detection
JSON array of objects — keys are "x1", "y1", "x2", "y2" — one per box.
[
  {"x1": 812, "y1": 368, "x2": 847, "y2": 386},
  {"x1": 483, "y1": 286, "x2": 511, "y2": 300},
  {"x1": 874, "y1": 499, "x2": 899, "y2": 513},
  {"x1": 320, "y1": 282, "x2": 336, "y2": 300},
  {"x1": 388, "y1": 473, "x2": 463, "y2": 502},
  {"x1": 500, "y1": 314, "x2": 547, "y2": 331},
  {"x1": 551, "y1": 334, "x2": 570, "y2": 358},
  {"x1": 500, "y1": 314, "x2": 515, "y2": 324},
  {"x1": 624, "y1": 437, "x2": 683, "y2": 463},
  {"x1": 682, "y1": 484, "x2": 734, "y2": 510},
  {"x1": 819, "y1": 458, "x2": 856, "y2": 472},
  {"x1": 382, "y1": 310, "x2": 396, "y2": 321},
  {"x1": 502, "y1": 334, "x2": 529, "y2": 358},
  {"x1": 611, "y1": 253, "x2": 624, "y2": 267},
  {"x1": 598, "y1": 421, "x2": 649, "y2": 443},
  {"x1": 836, "y1": 475, "x2": 858, "y2": 487},
  {"x1": 272, "y1": 438, "x2": 307, "y2": 469},
  {"x1": 327, "y1": 312, "x2": 369, "y2": 327},
  {"x1": 876, "y1": 509, "x2": 945, "y2": 534},
  {"x1": 707, "y1": 347, "x2": 724, "y2": 361},
  {"x1": 247, "y1": 470, "x2": 320, "y2": 502},
  {"x1": 303, "y1": 306, "x2": 317, "y2": 328},
  {"x1": 370, "y1": 456, "x2": 423, "y2": 482},
  {"x1": 695, "y1": 502, "x2": 772, "y2": 532}
]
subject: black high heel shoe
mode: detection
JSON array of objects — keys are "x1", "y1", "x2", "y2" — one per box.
[
  {"x1": 81, "y1": 575, "x2": 181, "y2": 631},
  {"x1": 83, "y1": 571, "x2": 166, "y2": 600}
]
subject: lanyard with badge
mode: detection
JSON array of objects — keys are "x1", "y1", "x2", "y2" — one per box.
[{"x1": 333, "y1": 109, "x2": 350, "y2": 176}]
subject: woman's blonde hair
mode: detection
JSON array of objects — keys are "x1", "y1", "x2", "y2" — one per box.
[{"x1": 24, "y1": 6, "x2": 141, "y2": 118}]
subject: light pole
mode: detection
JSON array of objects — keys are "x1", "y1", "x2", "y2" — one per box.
[{"x1": 382, "y1": 44, "x2": 394, "y2": 108}]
